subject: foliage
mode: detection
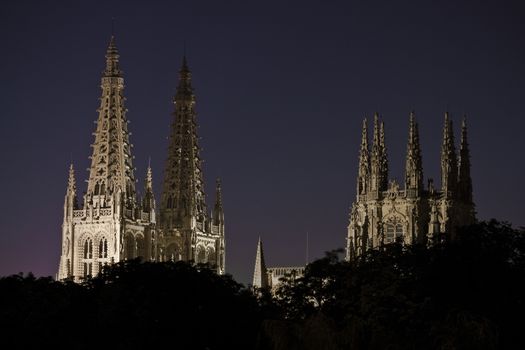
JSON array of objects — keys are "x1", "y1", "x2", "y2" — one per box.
[
  {"x1": 267, "y1": 220, "x2": 525, "y2": 349},
  {"x1": 1, "y1": 221, "x2": 524, "y2": 349},
  {"x1": 0, "y1": 261, "x2": 263, "y2": 349}
]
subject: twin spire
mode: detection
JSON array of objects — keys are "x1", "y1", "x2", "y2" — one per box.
[
  {"x1": 356, "y1": 111, "x2": 471, "y2": 199},
  {"x1": 361, "y1": 113, "x2": 388, "y2": 194}
]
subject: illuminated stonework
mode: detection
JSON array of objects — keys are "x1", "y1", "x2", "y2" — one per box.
[
  {"x1": 57, "y1": 37, "x2": 225, "y2": 280},
  {"x1": 156, "y1": 57, "x2": 225, "y2": 275},
  {"x1": 252, "y1": 238, "x2": 304, "y2": 291},
  {"x1": 346, "y1": 112, "x2": 475, "y2": 260}
]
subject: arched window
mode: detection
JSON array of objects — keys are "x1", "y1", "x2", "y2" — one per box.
[
  {"x1": 98, "y1": 238, "x2": 108, "y2": 258},
  {"x1": 125, "y1": 234, "x2": 135, "y2": 260},
  {"x1": 136, "y1": 236, "x2": 145, "y2": 258},
  {"x1": 196, "y1": 246, "x2": 206, "y2": 264},
  {"x1": 385, "y1": 223, "x2": 404, "y2": 244},
  {"x1": 166, "y1": 243, "x2": 182, "y2": 261},
  {"x1": 207, "y1": 248, "x2": 216, "y2": 267},
  {"x1": 84, "y1": 238, "x2": 93, "y2": 259},
  {"x1": 82, "y1": 237, "x2": 94, "y2": 278}
]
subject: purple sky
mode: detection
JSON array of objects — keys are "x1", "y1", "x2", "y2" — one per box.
[{"x1": 1, "y1": 0, "x2": 524, "y2": 285}]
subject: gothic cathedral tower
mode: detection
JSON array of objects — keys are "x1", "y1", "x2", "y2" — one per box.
[
  {"x1": 347, "y1": 112, "x2": 475, "y2": 261},
  {"x1": 57, "y1": 37, "x2": 156, "y2": 280},
  {"x1": 157, "y1": 57, "x2": 225, "y2": 274}
]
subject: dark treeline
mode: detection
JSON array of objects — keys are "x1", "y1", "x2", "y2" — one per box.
[{"x1": 1, "y1": 220, "x2": 524, "y2": 349}]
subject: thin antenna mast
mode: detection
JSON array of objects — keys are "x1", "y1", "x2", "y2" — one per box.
[{"x1": 306, "y1": 232, "x2": 309, "y2": 265}]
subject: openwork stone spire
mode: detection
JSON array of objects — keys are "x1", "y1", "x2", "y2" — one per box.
[
  {"x1": 252, "y1": 237, "x2": 268, "y2": 289},
  {"x1": 458, "y1": 116, "x2": 473, "y2": 204},
  {"x1": 86, "y1": 36, "x2": 136, "y2": 199},
  {"x1": 357, "y1": 118, "x2": 370, "y2": 197},
  {"x1": 370, "y1": 113, "x2": 388, "y2": 192},
  {"x1": 440, "y1": 112, "x2": 457, "y2": 196},
  {"x1": 405, "y1": 112, "x2": 423, "y2": 194},
  {"x1": 160, "y1": 56, "x2": 207, "y2": 228}
]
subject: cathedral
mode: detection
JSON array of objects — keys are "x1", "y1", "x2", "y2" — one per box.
[
  {"x1": 57, "y1": 37, "x2": 225, "y2": 281},
  {"x1": 346, "y1": 112, "x2": 475, "y2": 260}
]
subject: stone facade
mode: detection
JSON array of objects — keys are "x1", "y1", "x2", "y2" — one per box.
[
  {"x1": 57, "y1": 37, "x2": 224, "y2": 280},
  {"x1": 346, "y1": 112, "x2": 475, "y2": 261},
  {"x1": 157, "y1": 57, "x2": 225, "y2": 274}
]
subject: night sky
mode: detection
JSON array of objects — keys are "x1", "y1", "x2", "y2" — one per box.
[{"x1": 1, "y1": 0, "x2": 524, "y2": 285}]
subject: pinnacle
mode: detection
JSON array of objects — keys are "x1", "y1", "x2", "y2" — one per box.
[
  {"x1": 360, "y1": 118, "x2": 368, "y2": 148},
  {"x1": 181, "y1": 55, "x2": 190, "y2": 73},
  {"x1": 104, "y1": 35, "x2": 121, "y2": 77},
  {"x1": 106, "y1": 35, "x2": 118, "y2": 56},
  {"x1": 67, "y1": 163, "x2": 77, "y2": 193},
  {"x1": 215, "y1": 177, "x2": 223, "y2": 207},
  {"x1": 146, "y1": 163, "x2": 153, "y2": 191}
]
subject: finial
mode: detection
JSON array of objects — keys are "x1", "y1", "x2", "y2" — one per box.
[
  {"x1": 215, "y1": 177, "x2": 222, "y2": 207},
  {"x1": 148, "y1": 156, "x2": 151, "y2": 169},
  {"x1": 67, "y1": 163, "x2": 76, "y2": 193},
  {"x1": 360, "y1": 117, "x2": 368, "y2": 146},
  {"x1": 408, "y1": 111, "x2": 416, "y2": 141}
]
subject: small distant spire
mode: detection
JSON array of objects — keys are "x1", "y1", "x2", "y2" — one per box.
[{"x1": 252, "y1": 237, "x2": 268, "y2": 289}]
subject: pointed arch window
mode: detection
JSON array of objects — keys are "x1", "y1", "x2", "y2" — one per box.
[
  {"x1": 125, "y1": 234, "x2": 136, "y2": 260},
  {"x1": 98, "y1": 238, "x2": 108, "y2": 258},
  {"x1": 84, "y1": 238, "x2": 93, "y2": 259},
  {"x1": 136, "y1": 236, "x2": 145, "y2": 259},
  {"x1": 82, "y1": 237, "x2": 94, "y2": 278},
  {"x1": 385, "y1": 223, "x2": 404, "y2": 244}
]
